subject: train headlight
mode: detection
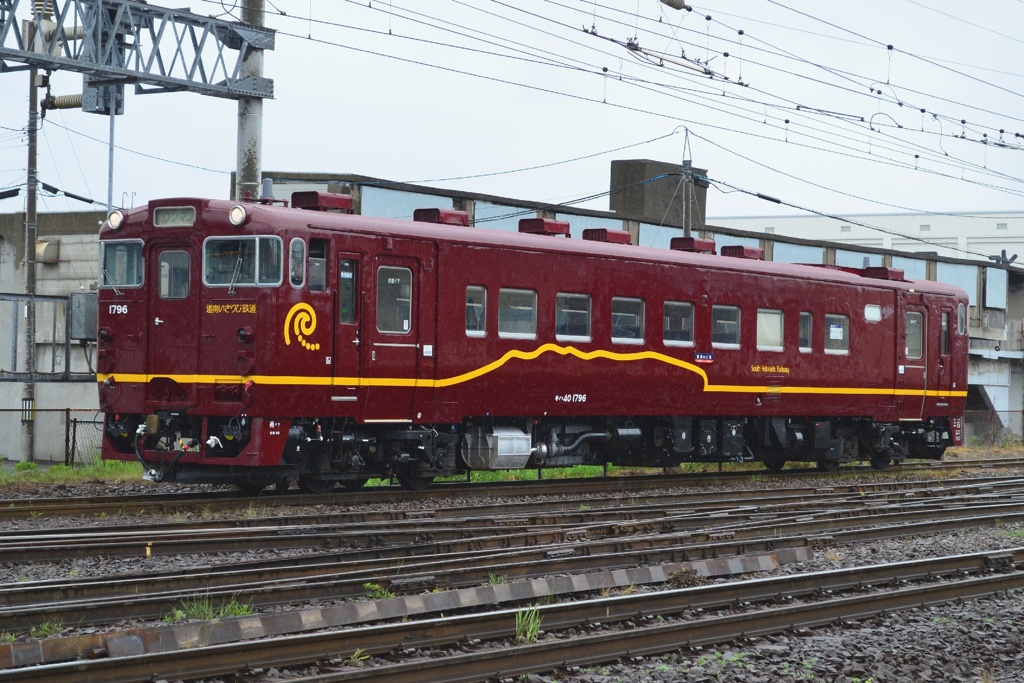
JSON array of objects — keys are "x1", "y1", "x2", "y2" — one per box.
[
  {"x1": 106, "y1": 210, "x2": 124, "y2": 230},
  {"x1": 228, "y1": 204, "x2": 248, "y2": 227}
]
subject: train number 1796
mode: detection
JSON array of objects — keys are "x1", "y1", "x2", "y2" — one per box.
[
  {"x1": 555, "y1": 393, "x2": 587, "y2": 403},
  {"x1": 108, "y1": 304, "x2": 129, "y2": 314}
]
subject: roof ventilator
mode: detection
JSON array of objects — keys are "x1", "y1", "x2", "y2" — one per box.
[
  {"x1": 720, "y1": 245, "x2": 764, "y2": 260},
  {"x1": 582, "y1": 228, "x2": 631, "y2": 244},
  {"x1": 862, "y1": 266, "x2": 906, "y2": 281},
  {"x1": 519, "y1": 217, "x2": 571, "y2": 237},
  {"x1": 291, "y1": 191, "x2": 354, "y2": 214},
  {"x1": 670, "y1": 236, "x2": 716, "y2": 254},
  {"x1": 413, "y1": 208, "x2": 470, "y2": 226}
]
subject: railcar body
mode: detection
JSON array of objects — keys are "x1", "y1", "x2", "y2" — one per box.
[{"x1": 97, "y1": 194, "x2": 968, "y2": 492}]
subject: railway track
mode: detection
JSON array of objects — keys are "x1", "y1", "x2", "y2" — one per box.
[
  {"x1": 2, "y1": 474, "x2": 1024, "y2": 660},
  {"x1": 1, "y1": 455, "x2": 1020, "y2": 521},
  {"x1": 3, "y1": 549, "x2": 1022, "y2": 683}
]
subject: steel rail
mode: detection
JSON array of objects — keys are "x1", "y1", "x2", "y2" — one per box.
[
  {"x1": 1, "y1": 458, "x2": 1021, "y2": 520},
  {"x1": 5, "y1": 492, "x2": 1024, "y2": 632},
  {"x1": 3, "y1": 550, "x2": 1022, "y2": 683}
]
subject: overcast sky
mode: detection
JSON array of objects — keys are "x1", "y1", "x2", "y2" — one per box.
[{"x1": 2, "y1": 0, "x2": 1022, "y2": 221}]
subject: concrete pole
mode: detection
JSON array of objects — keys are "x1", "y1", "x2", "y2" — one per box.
[
  {"x1": 235, "y1": 0, "x2": 264, "y2": 201},
  {"x1": 24, "y1": 67, "x2": 39, "y2": 462}
]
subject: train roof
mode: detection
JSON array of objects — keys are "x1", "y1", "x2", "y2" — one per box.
[{"x1": 111, "y1": 197, "x2": 968, "y2": 300}]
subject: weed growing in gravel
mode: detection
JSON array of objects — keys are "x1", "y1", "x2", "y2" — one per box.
[
  {"x1": 343, "y1": 648, "x2": 370, "y2": 666},
  {"x1": 29, "y1": 620, "x2": 63, "y2": 638},
  {"x1": 164, "y1": 595, "x2": 252, "y2": 623},
  {"x1": 0, "y1": 632, "x2": 14, "y2": 644},
  {"x1": 363, "y1": 582, "x2": 395, "y2": 600},
  {"x1": 515, "y1": 606, "x2": 542, "y2": 644},
  {"x1": 488, "y1": 573, "x2": 509, "y2": 586},
  {"x1": 244, "y1": 501, "x2": 268, "y2": 519},
  {"x1": 14, "y1": 461, "x2": 37, "y2": 472}
]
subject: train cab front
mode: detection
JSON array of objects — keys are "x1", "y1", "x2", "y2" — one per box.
[{"x1": 96, "y1": 198, "x2": 292, "y2": 487}]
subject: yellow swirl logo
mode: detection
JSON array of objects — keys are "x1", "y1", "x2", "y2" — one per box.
[{"x1": 284, "y1": 303, "x2": 321, "y2": 351}]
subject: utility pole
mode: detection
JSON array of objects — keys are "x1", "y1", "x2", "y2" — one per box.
[
  {"x1": 23, "y1": 64, "x2": 39, "y2": 462},
  {"x1": 236, "y1": 0, "x2": 265, "y2": 201}
]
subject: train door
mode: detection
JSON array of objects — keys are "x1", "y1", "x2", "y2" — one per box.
[
  {"x1": 897, "y1": 300, "x2": 928, "y2": 419},
  {"x1": 362, "y1": 239, "x2": 438, "y2": 422},
  {"x1": 331, "y1": 253, "x2": 362, "y2": 404},
  {"x1": 936, "y1": 306, "x2": 955, "y2": 399},
  {"x1": 146, "y1": 240, "x2": 197, "y2": 403}
]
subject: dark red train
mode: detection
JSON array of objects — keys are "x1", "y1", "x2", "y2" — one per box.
[{"x1": 97, "y1": 193, "x2": 968, "y2": 492}]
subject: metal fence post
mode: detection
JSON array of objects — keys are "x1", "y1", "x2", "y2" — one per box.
[{"x1": 64, "y1": 408, "x2": 71, "y2": 466}]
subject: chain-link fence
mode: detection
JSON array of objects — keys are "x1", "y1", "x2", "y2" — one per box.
[{"x1": 0, "y1": 408, "x2": 104, "y2": 466}]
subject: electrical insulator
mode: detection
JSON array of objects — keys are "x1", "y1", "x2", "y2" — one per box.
[
  {"x1": 44, "y1": 94, "x2": 83, "y2": 110},
  {"x1": 660, "y1": 0, "x2": 686, "y2": 9}
]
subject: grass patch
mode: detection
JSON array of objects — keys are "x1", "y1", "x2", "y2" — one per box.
[
  {"x1": 0, "y1": 459, "x2": 144, "y2": 487},
  {"x1": 164, "y1": 595, "x2": 252, "y2": 623}
]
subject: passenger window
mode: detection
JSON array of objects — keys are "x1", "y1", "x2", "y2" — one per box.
[
  {"x1": 158, "y1": 251, "x2": 189, "y2": 299},
  {"x1": 498, "y1": 289, "x2": 537, "y2": 339},
  {"x1": 466, "y1": 286, "x2": 486, "y2": 337},
  {"x1": 799, "y1": 311, "x2": 813, "y2": 352},
  {"x1": 377, "y1": 266, "x2": 412, "y2": 334},
  {"x1": 905, "y1": 311, "x2": 923, "y2": 360},
  {"x1": 756, "y1": 308, "x2": 783, "y2": 351},
  {"x1": 824, "y1": 314, "x2": 850, "y2": 355},
  {"x1": 663, "y1": 301, "x2": 694, "y2": 346},
  {"x1": 612, "y1": 297, "x2": 644, "y2": 343},
  {"x1": 309, "y1": 239, "x2": 328, "y2": 292},
  {"x1": 941, "y1": 312, "x2": 950, "y2": 356},
  {"x1": 339, "y1": 259, "x2": 357, "y2": 324},
  {"x1": 556, "y1": 293, "x2": 591, "y2": 341},
  {"x1": 864, "y1": 304, "x2": 882, "y2": 322},
  {"x1": 712, "y1": 305, "x2": 741, "y2": 347},
  {"x1": 957, "y1": 303, "x2": 966, "y2": 335}
]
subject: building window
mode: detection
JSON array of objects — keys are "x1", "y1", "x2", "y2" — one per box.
[
  {"x1": 920, "y1": 224, "x2": 930, "y2": 232},
  {"x1": 997, "y1": 223, "x2": 1008, "y2": 230},
  {"x1": 840, "y1": 225, "x2": 851, "y2": 233},
  {"x1": 764, "y1": 226, "x2": 775, "y2": 234}
]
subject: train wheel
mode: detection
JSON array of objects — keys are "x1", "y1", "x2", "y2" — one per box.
[
  {"x1": 870, "y1": 453, "x2": 892, "y2": 470},
  {"x1": 762, "y1": 455, "x2": 787, "y2": 473},
  {"x1": 816, "y1": 459, "x2": 840, "y2": 473},
  {"x1": 396, "y1": 467, "x2": 435, "y2": 491},
  {"x1": 298, "y1": 474, "x2": 336, "y2": 494}
]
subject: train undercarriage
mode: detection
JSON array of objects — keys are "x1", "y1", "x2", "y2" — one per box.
[{"x1": 103, "y1": 411, "x2": 955, "y2": 494}]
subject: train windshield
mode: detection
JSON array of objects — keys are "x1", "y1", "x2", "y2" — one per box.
[
  {"x1": 203, "y1": 237, "x2": 282, "y2": 288},
  {"x1": 100, "y1": 240, "x2": 144, "y2": 288}
]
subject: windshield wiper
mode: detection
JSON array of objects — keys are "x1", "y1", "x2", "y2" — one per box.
[
  {"x1": 227, "y1": 255, "x2": 244, "y2": 296},
  {"x1": 102, "y1": 269, "x2": 123, "y2": 297}
]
